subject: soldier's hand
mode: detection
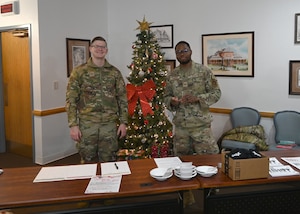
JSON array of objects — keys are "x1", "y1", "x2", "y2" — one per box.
[
  {"x1": 170, "y1": 97, "x2": 181, "y2": 107},
  {"x1": 70, "y1": 126, "x2": 82, "y2": 141},
  {"x1": 117, "y1": 123, "x2": 127, "y2": 139},
  {"x1": 181, "y1": 94, "x2": 199, "y2": 104}
]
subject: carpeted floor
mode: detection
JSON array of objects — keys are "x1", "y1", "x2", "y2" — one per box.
[{"x1": 0, "y1": 152, "x2": 203, "y2": 214}]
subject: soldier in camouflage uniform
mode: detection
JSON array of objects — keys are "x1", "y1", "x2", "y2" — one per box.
[
  {"x1": 66, "y1": 36, "x2": 128, "y2": 163},
  {"x1": 164, "y1": 41, "x2": 221, "y2": 156}
]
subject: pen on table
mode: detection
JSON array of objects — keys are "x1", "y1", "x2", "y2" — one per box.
[{"x1": 114, "y1": 162, "x2": 119, "y2": 170}]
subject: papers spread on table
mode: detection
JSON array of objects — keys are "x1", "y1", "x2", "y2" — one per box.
[
  {"x1": 269, "y1": 157, "x2": 284, "y2": 167},
  {"x1": 269, "y1": 157, "x2": 300, "y2": 177},
  {"x1": 85, "y1": 175, "x2": 122, "y2": 194},
  {"x1": 154, "y1": 156, "x2": 182, "y2": 169},
  {"x1": 269, "y1": 165, "x2": 300, "y2": 177},
  {"x1": 33, "y1": 164, "x2": 97, "y2": 183},
  {"x1": 281, "y1": 157, "x2": 300, "y2": 170},
  {"x1": 101, "y1": 161, "x2": 131, "y2": 176}
]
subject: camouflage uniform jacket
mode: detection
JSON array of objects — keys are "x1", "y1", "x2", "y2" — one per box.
[
  {"x1": 66, "y1": 58, "x2": 128, "y2": 127},
  {"x1": 164, "y1": 61, "x2": 221, "y2": 127},
  {"x1": 218, "y1": 125, "x2": 268, "y2": 151}
]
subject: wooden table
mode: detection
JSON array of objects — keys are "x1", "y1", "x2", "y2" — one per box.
[
  {"x1": 0, "y1": 158, "x2": 200, "y2": 213},
  {"x1": 182, "y1": 149, "x2": 300, "y2": 214},
  {"x1": 2, "y1": 150, "x2": 300, "y2": 213}
]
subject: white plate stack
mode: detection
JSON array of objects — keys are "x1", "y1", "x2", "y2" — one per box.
[
  {"x1": 196, "y1": 166, "x2": 218, "y2": 177},
  {"x1": 174, "y1": 162, "x2": 197, "y2": 180}
]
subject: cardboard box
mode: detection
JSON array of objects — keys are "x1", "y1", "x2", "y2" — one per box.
[{"x1": 221, "y1": 151, "x2": 269, "y2": 180}]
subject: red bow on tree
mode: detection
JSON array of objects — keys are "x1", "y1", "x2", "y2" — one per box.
[{"x1": 127, "y1": 79, "x2": 156, "y2": 117}]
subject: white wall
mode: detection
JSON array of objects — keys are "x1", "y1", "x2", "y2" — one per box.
[
  {"x1": 107, "y1": 0, "x2": 300, "y2": 145},
  {"x1": 0, "y1": 0, "x2": 109, "y2": 164},
  {"x1": 35, "y1": 0, "x2": 109, "y2": 164},
  {"x1": 107, "y1": 0, "x2": 300, "y2": 111},
  {"x1": 0, "y1": 0, "x2": 299, "y2": 163}
]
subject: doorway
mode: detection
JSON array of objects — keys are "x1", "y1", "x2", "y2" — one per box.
[{"x1": 0, "y1": 25, "x2": 33, "y2": 159}]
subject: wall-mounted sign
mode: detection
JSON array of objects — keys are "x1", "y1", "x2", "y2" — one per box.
[{"x1": 1, "y1": 1, "x2": 19, "y2": 16}]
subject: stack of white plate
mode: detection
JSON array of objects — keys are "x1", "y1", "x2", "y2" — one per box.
[
  {"x1": 174, "y1": 166, "x2": 197, "y2": 180},
  {"x1": 150, "y1": 168, "x2": 173, "y2": 181},
  {"x1": 196, "y1": 166, "x2": 218, "y2": 177}
]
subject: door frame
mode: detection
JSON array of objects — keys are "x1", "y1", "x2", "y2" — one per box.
[
  {"x1": 0, "y1": 33, "x2": 4, "y2": 153},
  {"x1": 0, "y1": 24, "x2": 34, "y2": 159}
]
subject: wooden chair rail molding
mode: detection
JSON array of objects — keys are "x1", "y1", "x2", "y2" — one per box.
[
  {"x1": 32, "y1": 107, "x2": 66, "y2": 116},
  {"x1": 209, "y1": 107, "x2": 274, "y2": 118},
  {"x1": 32, "y1": 107, "x2": 275, "y2": 118}
]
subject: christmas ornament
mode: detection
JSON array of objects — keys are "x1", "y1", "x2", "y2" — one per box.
[
  {"x1": 138, "y1": 70, "x2": 144, "y2": 77},
  {"x1": 152, "y1": 53, "x2": 158, "y2": 59}
]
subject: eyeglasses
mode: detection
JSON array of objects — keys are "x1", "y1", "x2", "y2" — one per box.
[
  {"x1": 91, "y1": 45, "x2": 107, "y2": 49},
  {"x1": 176, "y1": 48, "x2": 190, "y2": 55}
]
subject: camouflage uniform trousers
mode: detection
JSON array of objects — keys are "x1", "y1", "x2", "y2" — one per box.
[
  {"x1": 77, "y1": 120, "x2": 118, "y2": 163},
  {"x1": 173, "y1": 124, "x2": 219, "y2": 156},
  {"x1": 174, "y1": 124, "x2": 219, "y2": 207}
]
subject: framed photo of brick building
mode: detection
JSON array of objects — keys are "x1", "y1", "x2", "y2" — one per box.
[
  {"x1": 202, "y1": 32, "x2": 254, "y2": 77},
  {"x1": 289, "y1": 60, "x2": 300, "y2": 95}
]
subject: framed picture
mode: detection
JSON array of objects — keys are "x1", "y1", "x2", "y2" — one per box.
[
  {"x1": 165, "y1": 60, "x2": 176, "y2": 74},
  {"x1": 289, "y1": 60, "x2": 300, "y2": 95},
  {"x1": 295, "y1": 13, "x2": 300, "y2": 44},
  {"x1": 150, "y1": 25, "x2": 174, "y2": 48},
  {"x1": 202, "y1": 32, "x2": 254, "y2": 77},
  {"x1": 66, "y1": 38, "x2": 90, "y2": 77}
]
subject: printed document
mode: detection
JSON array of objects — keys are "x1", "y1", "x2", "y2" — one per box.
[
  {"x1": 281, "y1": 157, "x2": 300, "y2": 170},
  {"x1": 85, "y1": 175, "x2": 122, "y2": 194},
  {"x1": 269, "y1": 157, "x2": 284, "y2": 167},
  {"x1": 33, "y1": 164, "x2": 97, "y2": 183},
  {"x1": 269, "y1": 157, "x2": 300, "y2": 177},
  {"x1": 269, "y1": 165, "x2": 300, "y2": 177}
]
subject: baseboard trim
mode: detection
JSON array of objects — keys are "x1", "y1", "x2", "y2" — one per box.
[
  {"x1": 35, "y1": 148, "x2": 78, "y2": 165},
  {"x1": 7, "y1": 141, "x2": 32, "y2": 158}
]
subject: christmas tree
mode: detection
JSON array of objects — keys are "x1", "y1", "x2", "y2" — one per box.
[{"x1": 117, "y1": 17, "x2": 173, "y2": 160}]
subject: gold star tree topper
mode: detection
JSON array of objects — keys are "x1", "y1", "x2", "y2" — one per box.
[{"x1": 136, "y1": 17, "x2": 153, "y2": 31}]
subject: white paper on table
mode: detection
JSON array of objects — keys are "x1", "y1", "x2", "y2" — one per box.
[
  {"x1": 33, "y1": 164, "x2": 97, "y2": 183},
  {"x1": 154, "y1": 156, "x2": 182, "y2": 169},
  {"x1": 85, "y1": 175, "x2": 122, "y2": 194},
  {"x1": 101, "y1": 161, "x2": 131, "y2": 176},
  {"x1": 269, "y1": 165, "x2": 300, "y2": 177},
  {"x1": 269, "y1": 157, "x2": 284, "y2": 167},
  {"x1": 281, "y1": 157, "x2": 300, "y2": 170}
]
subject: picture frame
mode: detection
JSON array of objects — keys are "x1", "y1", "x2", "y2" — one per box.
[
  {"x1": 150, "y1": 25, "x2": 174, "y2": 48},
  {"x1": 165, "y1": 60, "x2": 176, "y2": 74},
  {"x1": 295, "y1": 13, "x2": 300, "y2": 44},
  {"x1": 289, "y1": 60, "x2": 300, "y2": 95},
  {"x1": 202, "y1": 32, "x2": 254, "y2": 77},
  {"x1": 66, "y1": 38, "x2": 90, "y2": 77}
]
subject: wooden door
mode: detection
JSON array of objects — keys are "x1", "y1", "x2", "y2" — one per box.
[{"x1": 1, "y1": 30, "x2": 32, "y2": 158}]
